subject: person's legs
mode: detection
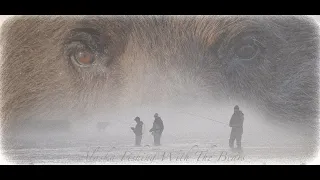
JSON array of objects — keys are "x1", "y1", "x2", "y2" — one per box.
[
  {"x1": 236, "y1": 128, "x2": 243, "y2": 150},
  {"x1": 135, "y1": 135, "x2": 142, "y2": 146},
  {"x1": 135, "y1": 135, "x2": 138, "y2": 146},
  {"x1": 154, "y1": 132, "x2": 161, "y2": 146},
  {"x1": 158, "y1": 133, "x2": 162, "y2": 145},
  {"x1": 229, "y1": 128, "x2": 236, "y2": 148},
  {"x1": 153, "y1": 133, "x2": 157, "y2": 145},
  {"x1": 236, "y1": 135, "x2": 242, "y2": 149},
  {"x1": 229, "y1": 138, "x2": 235, "y2": 148}
]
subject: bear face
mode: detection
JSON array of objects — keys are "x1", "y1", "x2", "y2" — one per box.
[{"x1": 0, "y1": 16, "x2": 319, "y2": 163}]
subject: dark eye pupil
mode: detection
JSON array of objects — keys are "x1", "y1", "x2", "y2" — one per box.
[
  {"x1": 76, "y1": 51, "x2": 94, "y2": 65},
  {"x1": 236, "y1": 45, "x2": 257, "y2": 60}
]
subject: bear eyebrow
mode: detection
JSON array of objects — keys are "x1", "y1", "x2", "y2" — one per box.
[{"x1": 65, "y1": 27, "x2": 105, "y2": 52}]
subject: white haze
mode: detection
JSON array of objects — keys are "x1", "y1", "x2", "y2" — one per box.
[{"x1": 0, "y1": 15, "x2": 319, "y2": 165}]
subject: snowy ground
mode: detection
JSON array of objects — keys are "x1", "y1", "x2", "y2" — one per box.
[{"x1": 3, "y1": 136, "x2": 315, "y2": 165}]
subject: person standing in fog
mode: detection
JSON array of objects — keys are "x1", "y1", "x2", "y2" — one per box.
[
  {"x1": 229, "y1": 105, "x2": 244, "y2": 150},
  {"x1": 131, "y1": 117, "x2": 144, "y2": 146},
  {"x1": 149, "y1": 113, "x2": 164, "y2": 146}
]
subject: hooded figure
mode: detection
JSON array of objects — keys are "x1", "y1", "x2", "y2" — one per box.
[
  {"x1": 131, "y1": 117, "x2": 144, "y2": 146},
  {"x1": 149, "y1": 113, "x2": 164, "y2": 146},
  {"x1": 229, "y1": 105, "x2": 244, "y2": 150}
]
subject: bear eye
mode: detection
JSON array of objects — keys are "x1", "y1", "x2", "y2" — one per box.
[
  {"x1": 234, "y1": 39, "x2": 261, "y2": 61},
  {"x1": 215, "y1": 30, "x2": 266, "y2": 65},
  {"x1": 65, "y1": 28, "x2": 101, "y2": 68},
  {"x1": 71, "y1": 50, "x2": 95, "y2": 67},
  {"x1": 66, "y1": 40, "x2": 97, "y2": 68}
]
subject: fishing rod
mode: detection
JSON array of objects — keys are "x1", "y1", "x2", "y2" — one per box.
[
  {"x1": 175, "y1": 110, "x2": 229, "y2": 127},
  {"x1": 137, "y1": 95, "x2": 230, "y2": 127}
]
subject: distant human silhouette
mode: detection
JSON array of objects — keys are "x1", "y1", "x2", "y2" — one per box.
[
  {"x1": 229, "y1": 105, "x2": 244, "y2": 150},
  {"x1": 149, "y1": 113, "x2": 164, "y2": 146},
  {"x1": 131, "y1": 117, "x2": 144, "y2": 146}
]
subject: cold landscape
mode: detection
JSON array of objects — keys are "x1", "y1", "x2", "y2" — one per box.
[
  {"x1": 2, "y1": 102, "x2": 317, "y2": 164},
  {"x1": 0, "y1": 15, "x2": 319, "y2": 165}
]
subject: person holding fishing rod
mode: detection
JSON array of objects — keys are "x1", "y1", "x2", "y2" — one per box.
[
  {"x1": 229, "y1": 105, "x2": 244, "y2": 151},
  {"x1": 149, "y1": 113, "x2": 164, "y2": 146},
  {"x1": 131, "y1": 117, "x2": 144, "y2": 146}
]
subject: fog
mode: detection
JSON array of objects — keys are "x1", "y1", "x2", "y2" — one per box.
[
  {"x1": 0, "y1": 15, "x2": 319, "y2": 165},
  {"x1": 2, "y1": 99, "x2": 316, "y2": 164}
]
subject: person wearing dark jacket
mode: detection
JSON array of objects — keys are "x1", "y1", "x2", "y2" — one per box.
[
  {"x1": 131, "y1": 117, "x2": 143, "y2": 146},
  {"x1": 149, "y1": 113, "x2": 164, "y2": 146},
  {"x1": 229, "y1": 105, "x2": 244, "y2": 150}
]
